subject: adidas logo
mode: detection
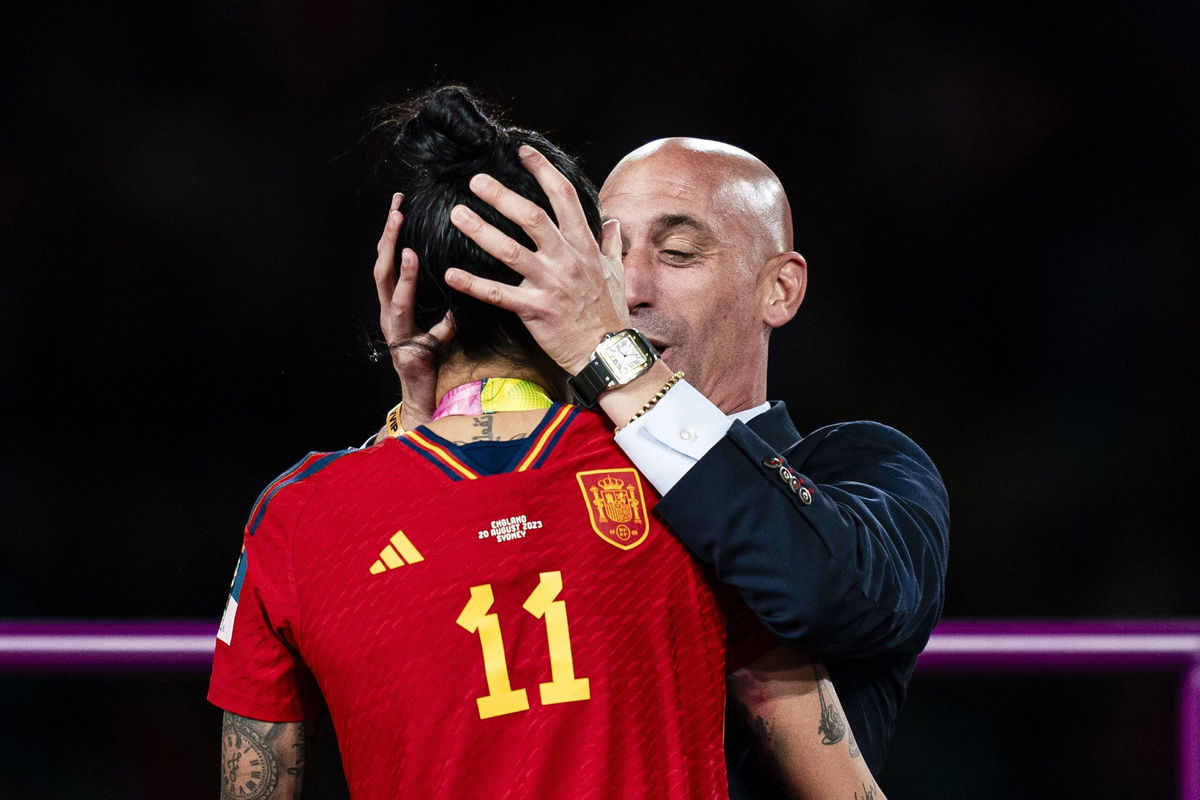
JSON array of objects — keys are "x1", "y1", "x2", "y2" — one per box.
[{"x1": 369, "y1": 530, "x2": 425, "y2": 575}]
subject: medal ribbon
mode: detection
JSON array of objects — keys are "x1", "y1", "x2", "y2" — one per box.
[{"x1": 431, "y1": 378, "x2": 553, "y2": 420}]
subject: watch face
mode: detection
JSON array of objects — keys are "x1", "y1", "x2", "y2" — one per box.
[{"x1": 598, "y1": 333, "x2": 651, "y2": 382}]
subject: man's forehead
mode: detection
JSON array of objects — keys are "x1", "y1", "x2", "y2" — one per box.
[
  {"x1": 599, "y1": 167, "x2": 707, "y2": 203},
  {"x1": 600, "y1": 166, "x2": 756, "y2": 229},
  {"x1": 600, "y1": 144, "x2": 768, "y2": 211},
  {"x1": 601, "y1": 141, "x2": 790, "y2": 250}
]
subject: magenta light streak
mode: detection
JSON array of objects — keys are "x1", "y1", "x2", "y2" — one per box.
[
  {"x1": 921, "y1": 619, "x2": 1200, "y2": 671},
  {"x1": 0, "y1": 620, "x2": 216, "y2": 670}
]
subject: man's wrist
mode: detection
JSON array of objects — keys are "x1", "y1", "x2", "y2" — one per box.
[
  {"x1": 615, "y1": 371, "x2": 684, "y2": 432},
  {"x1": 595, "y1": 360, "x2": 678, "y2": 428}
]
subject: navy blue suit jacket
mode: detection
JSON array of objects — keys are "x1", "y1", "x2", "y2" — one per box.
[{"x1": 655, "y1": 403, "x2": 950, "y2": 795}]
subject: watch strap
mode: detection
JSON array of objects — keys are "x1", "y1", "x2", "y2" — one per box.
[
  {"x1": 567, "y1": 329, "x2": 658, "y2": 408},
  {"x1": 567, "y1": 353, "x2": 612, "y2": 408}
]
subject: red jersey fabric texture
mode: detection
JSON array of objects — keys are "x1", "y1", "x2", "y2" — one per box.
[{"x1": 209, "y1": 404, "x2": 730, "y2": 800}]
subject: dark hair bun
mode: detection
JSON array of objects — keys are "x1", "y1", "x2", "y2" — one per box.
[
  {"x1": 392, "y1": 86, "x2": 506, "y2": 179},
  {"x1": 374, "y1": 85, "x2": 602, "y2": 375}
]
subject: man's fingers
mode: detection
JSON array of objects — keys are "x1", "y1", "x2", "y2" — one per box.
[
  {"x1": 600, "y1": 218, "x2": 622, "y2": 263},
  {"x1": 466, "y1": 173, "x2": 564, "y2": 256},
  {"x1": 449, "y1": 205, "x2": 540, "y2": 277},
  {"x1": 445, "y1": 267, "x2": 528, "y2": 313},
  {"x1": 517, "y1": 144, "x2": 596, "y2": 250}
]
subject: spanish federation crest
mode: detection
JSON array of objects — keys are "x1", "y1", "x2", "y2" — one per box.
[{"x1": 576, "y1": 468, "x2": 650, "y2": 550}]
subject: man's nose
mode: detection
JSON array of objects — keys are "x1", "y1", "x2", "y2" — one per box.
[{"x1": 622, "y1": 247, "x2": 655, "y2": 311}]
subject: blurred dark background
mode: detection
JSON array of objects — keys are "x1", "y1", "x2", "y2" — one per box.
[{"x1": 2, "y1": 0, "x2": 1197, "y2": 797}]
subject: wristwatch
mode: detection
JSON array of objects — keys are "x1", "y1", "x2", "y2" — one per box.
[{"x1": 567, "y1": 329, "x2": 659, "y2": 407}]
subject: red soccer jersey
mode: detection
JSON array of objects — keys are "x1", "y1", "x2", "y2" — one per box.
[{"x1": 210, "y1": 404, "x2": 730, "y2": 800}]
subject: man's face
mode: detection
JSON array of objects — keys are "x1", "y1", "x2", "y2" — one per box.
[{"x1": 599, "y1": 147, "x2": 777, "y2": 412}]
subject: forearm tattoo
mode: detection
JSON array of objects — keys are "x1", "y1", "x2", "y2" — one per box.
[
  {"x1": 847, "y1": 722, "x2": 861, "y2": 759},
  {"x1": 221, "y1": 712, "x2": 313, "y2": 800},
  {"x1": 287, "y1": 720, "x2": 309, "y2": 785},
  {"x1": 812, "y1": 662, "x2": 847, "y2": 746},
  {"x1": 854, "y1": 781, "x2": 880, "y2": 800}
]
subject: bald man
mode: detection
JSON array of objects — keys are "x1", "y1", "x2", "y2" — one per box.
[{"x1": 386, "y1": 138, "x2": 949, "y2": 797}]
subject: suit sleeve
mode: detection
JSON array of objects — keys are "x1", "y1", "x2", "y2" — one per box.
[{"x1": 655, "y1": 420, "x2": 949, "y2": 658}]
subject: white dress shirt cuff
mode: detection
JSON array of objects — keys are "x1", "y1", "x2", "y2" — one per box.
[{"x1": 613, "y1": 379, "x2": 735, "y2": 496}]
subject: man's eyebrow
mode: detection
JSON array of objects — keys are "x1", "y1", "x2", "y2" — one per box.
[{"x1": 652, "y1": 213, "x2": 717, "y2": 243}]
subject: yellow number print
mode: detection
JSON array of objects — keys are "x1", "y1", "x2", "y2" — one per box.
[
  {"x1": 455, "y1": 584, "x2": 531, "y2": 719},
  {"x1": 457, "y1": 571, "x2": 590, "y2": 719},
  {"x1": 523, "y1": 571, "x2": 591, "y2": 706}
]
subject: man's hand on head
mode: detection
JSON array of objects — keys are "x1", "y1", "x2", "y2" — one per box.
[
  {"x1": 374, "y1": 192, "x2": 454, "y2": 433},
  {"x1": 445, "y1": 144, "x2": 629, "y2": 375}
]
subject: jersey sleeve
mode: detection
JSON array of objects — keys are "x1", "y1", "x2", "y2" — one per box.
[{"x1": 208, "y1": 462, "x2": 323, "y2": 721}]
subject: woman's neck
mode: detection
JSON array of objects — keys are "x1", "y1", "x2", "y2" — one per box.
[{"x1": 424, "y1": 352, "x2": 556, "y2": 444}]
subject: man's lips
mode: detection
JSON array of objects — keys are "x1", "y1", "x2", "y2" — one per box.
[{"x1": 648, "y1": 340, "x2": 673, "y2": 363}]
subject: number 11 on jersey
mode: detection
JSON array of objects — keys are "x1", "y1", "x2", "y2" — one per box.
[{"x1": 456, "y1": 570, "x2": 591, "y2": 720}]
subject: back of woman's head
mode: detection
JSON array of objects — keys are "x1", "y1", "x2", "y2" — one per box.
[{"x1": 377, "y1": 86, "x2": 602, "y2": 364}]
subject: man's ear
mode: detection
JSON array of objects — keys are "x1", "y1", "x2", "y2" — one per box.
[{"x1": 760, "y1": 251, "x2": 807, "y2": 328}]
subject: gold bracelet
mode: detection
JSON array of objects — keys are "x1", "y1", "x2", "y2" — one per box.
[{"x1": 616, "y1": 372, "x2": 684, "y2": 433}]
